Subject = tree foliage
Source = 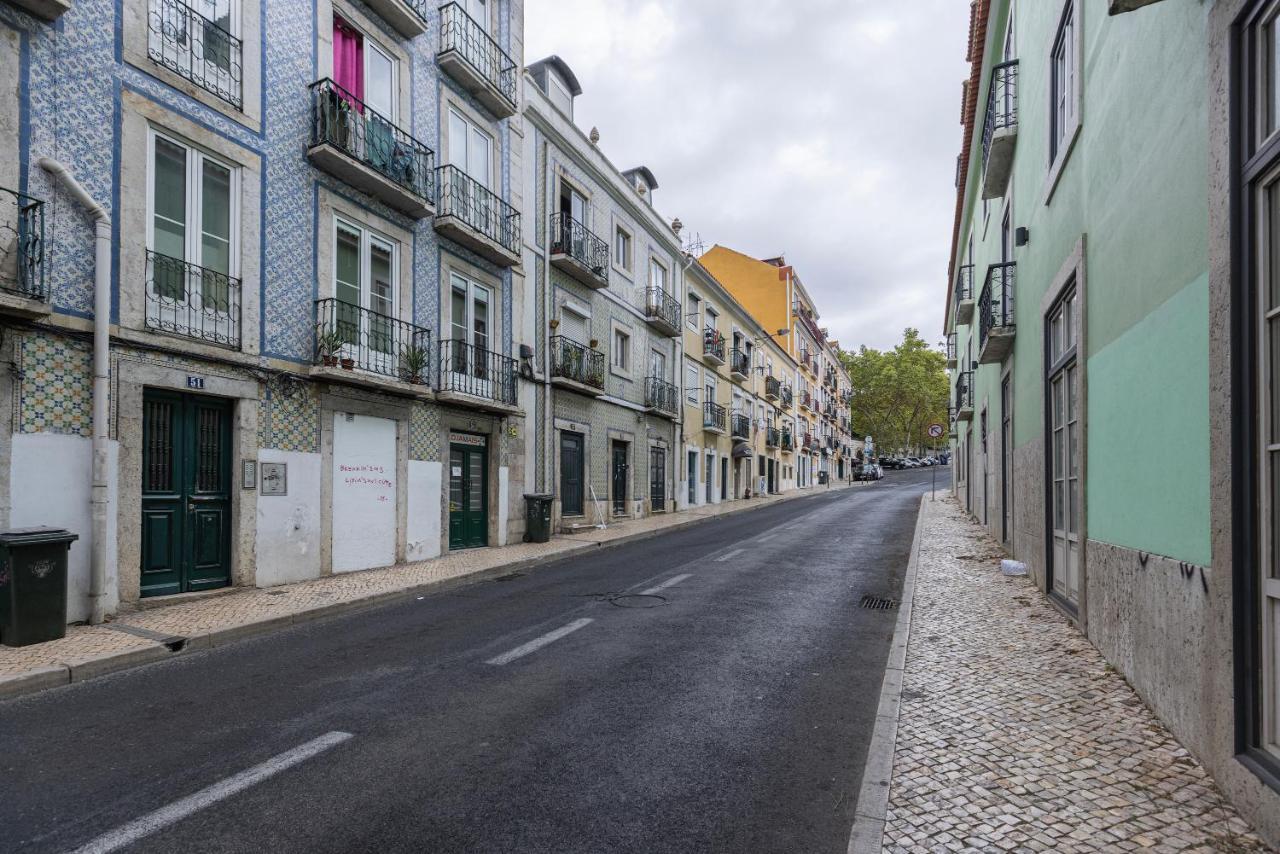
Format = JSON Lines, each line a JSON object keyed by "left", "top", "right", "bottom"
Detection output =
{"left": 841, "top": 328, "right": 949, "bottom": 455}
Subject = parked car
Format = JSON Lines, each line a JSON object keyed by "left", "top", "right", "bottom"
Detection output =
{"left": 858, "top": 463, "right": 883, "bottom": 481}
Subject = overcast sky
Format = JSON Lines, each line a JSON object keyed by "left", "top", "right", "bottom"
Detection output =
{"left": 525, "top": 0, "right": 971, "bottom": 353}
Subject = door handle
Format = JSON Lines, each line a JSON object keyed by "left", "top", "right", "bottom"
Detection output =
{"left": 188, "top": 502, "right": 198, "bottom": 513}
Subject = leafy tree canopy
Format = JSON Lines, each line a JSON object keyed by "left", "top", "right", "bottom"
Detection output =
{"left": 840, "top": 328, "right": 949, "bottom": 455}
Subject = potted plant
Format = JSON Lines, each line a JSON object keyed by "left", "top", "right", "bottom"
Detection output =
{"left": 316, "top": 328, "right": 344, "bottom": 368}
{"left": 400, "top": 344, "right": 429, "bottom": 385}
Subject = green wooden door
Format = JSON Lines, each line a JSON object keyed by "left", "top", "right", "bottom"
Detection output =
{"left": 448, "top": 438, "right": 488, "bottom": 550}
{"left": 141, "top": 390, "right": 232, "bottom": 597}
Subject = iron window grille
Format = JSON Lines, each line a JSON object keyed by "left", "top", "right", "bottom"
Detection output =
{"left": 765, "top": 376, "right": 782, "bottom": 399}
{"left": 0, "top": 187, "right": 44, "bottom": 301}
{"left": 645, "top": 285, "right": 681, "bottom": 331}
{"left": 148, "top": 0, "right": 243, "bottom": 109}
{"left": 438, "top": 338, "right": 518, "bottom": 405}
{"left": 703, "top": 401, "right": 726, "bottom": 431}
{"left": 146, "top": 250, "right": 242, "bottom": 348}
{"left": 979, "top": 262, "right": 1016, "bottom": 348}
{"left": 766, "top": 426, "right": 780, "bottom": 448}
{"left": 550, "top": 212, "right": 609, "bottom": 281}
{"left": 310, "top": 79, "right": 436, "bottom": 205}
{"left": 780, "top": 384, "right": 794, "bottom": 409}
{"left": 731, "top": 413, "right": 751, "bottom": 440}
{"left": 645, "top": 377, "right": 679, "bottom": 415}
{"left": 437, "top": 1, "right": 518, "bottom": 113}
{"left": 703, "top": 327, "right": 725, "bottom": 361}
{"left": 946, "top": 332, "right": 957, "bottom": 361}
{"left": 313, "top": 298, "right": 431, "bottom": 381}
{"left": 781, "top": 429, "right": 794, "bottom": 451}
{"left": 436, "top": 164, "right": 520, "bottom": 256}
{"left": 550, "top": 335, "right": 605, "bottom": 390}
{"left": 729, "top": 347, "right": 750, "bottom": 376}
{"left": 955, "top": 264, "right": 974, "bottom": 306}
{"left": 982, "top": 60, "right": 1019, "bottom": 173}
{"left": 955, "top": 370, "right": 973, "bottom": 410}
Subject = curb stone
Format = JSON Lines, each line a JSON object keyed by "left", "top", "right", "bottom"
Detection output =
{"left": 0, "top": 482, "right": 868, "bottom": 703}
{"left": 846, "top": 492, "right": 928, "bottom": 854}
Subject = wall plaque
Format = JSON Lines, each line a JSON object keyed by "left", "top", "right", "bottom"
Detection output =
{"left": 261, "top": 462, "right": 288, "bottom": 496}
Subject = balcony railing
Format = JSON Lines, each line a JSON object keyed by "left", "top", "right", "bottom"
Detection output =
{"left": 146, "top": 250, "right": 241, "bottom": 349}
{"left": 438, "top": 2, "right": 519, "bottom": 115}
{"left": 645, "top": 377, "right": 679, "bottom": 416}
{"left": 766, "top": 426, "right": 780, "bottom": 448}
{"left": 0, "top": 188, "right": 44, "bottom": 301}
{"left": 644, "top": 286, "right": 681, "bottom": 334}
{"left": 729, "top": 347, "right": 750, "bottom": 377}
{"left": 731, "top": 413, "right": 751, "bottom": 441}
{"left": 955, "top": 370, "right": 973, "bottom": 411}
{"left": 781, "top": 430, "right": 794, "bottom": 451}
{"left": 309, "top": 78, "right": 435, "bottom": 205}
{"left": 436, "top": 163, "right": 520, "bottom": 258}
{"left": 550, "top": 335, "right": 605, "bottom": 391}
{"left": 802, "top": 434, "right": 816, "bottom": 451}
{"left": 765, "top": 376, "right": 781, "bottom": 400}
{"left": 979, "top": 262, "right": 1016, "bottom": 348}
{"left": 439, "top": 338, "right": 518, "bottom": 406}
{"left": 946, "top": 332, "right": 957, "bottom": 364}
{"left": 780, "top": 384, "right": 794, "bottom": 409}
{"left": 800, "top": 390, "right": 812, "bottom": 410}
{"left": 703, "top": 401, "right": 726, "bottom": 432}
{"left": 955, "top": 264, "right": 973, "bottom": 304}
{"left": 703, "top": 328, "right": 725, "bottom": 362}
{"left": 313, "top": 297, "right": 429, "bottom": 381}
{"left": 982, "top": 60, "right": 1019, "bottom": 172}
{"left": 549, "top": 212, "right": 609, "bottom": 287}
{"left": 148, "top": 0, "right": 242, "bottom": 108}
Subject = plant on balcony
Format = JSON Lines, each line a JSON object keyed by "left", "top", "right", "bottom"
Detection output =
{"left": 316, "top": 328, "right": 344, "bottom": 368}
{"left": 399, "top": 343, "right": 430, "bottom": 385}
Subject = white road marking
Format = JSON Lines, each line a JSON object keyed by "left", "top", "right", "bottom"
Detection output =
{"left": 716, "top": 548, "right": 746, "bottom": 562}
{"left": 70, "top": 731, "right": 353, "bottom": 854}
{"left": 486, "top": 618, "right": 594, "bottom": 666}
{"left": 640, "top": 573, "right": 693, "bottom": 596}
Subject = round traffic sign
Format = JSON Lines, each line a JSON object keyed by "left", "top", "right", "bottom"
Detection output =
{"left": 927, "top": 424, "right": 944, "bottom": 438}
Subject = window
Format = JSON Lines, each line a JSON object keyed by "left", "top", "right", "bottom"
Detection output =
{"left": 559, "top": 181, "right": 587, "bottom": 226}
{"left": 650, "top": 257, "right": 669, "bottom": 294}
{"left": 461, "top": 0, "right": 487, "bottom": 29}
{"left": 650, "top": 348, "right": 667, "bottom": 380}
{"left": 612, "top": 327, "right": 630, "bottom": 372}
{"left": 687, "top": 293, "right": 701, "bottom": 330}
{"left": 333, "top": 17, "right": 396, "bottom": 120}
{"left": 614, "top": 225, "right": 633, "bottom": 272}
{"left": 448, "top": 107, "right": 492, "bottom": 187}
{"left": 332, "top": 218, "right": 398, "bottom": 368}
{"left": 1046, "top": 286, "right": 1079, "bottom": 607}
{"left": 686, "top": 362, "right": 699, "bottom": 404}
{"left": 1049, "top": 1, "right": 1078, "bottom": 165}
{"left": 148, "top": 0, "right": 241, "bottom": 107}
{"left": 447, "top": 271, "right": 492, "bottom": 379}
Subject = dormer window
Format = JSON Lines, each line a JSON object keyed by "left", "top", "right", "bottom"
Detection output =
{"left": 548, "top": 70, "right": 574, "bottom": 118}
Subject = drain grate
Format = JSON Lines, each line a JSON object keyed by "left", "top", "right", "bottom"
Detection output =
{"left": 860, "top": 594, "right": 900, "bottom": 611}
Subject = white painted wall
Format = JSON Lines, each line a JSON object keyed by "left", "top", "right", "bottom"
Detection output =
{"left": 497, "top": 465, "right": 509, "bottom": 546}
{"left": 406, "top": 459, "right": 442, "bottom": 562}
{"left": 255, "top": 449, "right": 321, "bottom": 587}
{"left": 10, "top": 433, "right": 119, "bottom": 622}
{"left": 331, "top": 414, "right": 397, "bottom": 573}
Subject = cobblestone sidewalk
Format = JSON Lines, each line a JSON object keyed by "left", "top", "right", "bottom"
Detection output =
{"left": 881, "top": 497, "right": 1272, "bottom": 853}
{"left": 0, "top": 482, "right": 862, "bottom": 698}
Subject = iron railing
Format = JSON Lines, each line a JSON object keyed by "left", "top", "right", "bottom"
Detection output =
{"left": 946, "top": 332, "right": 957, "bottom": 361}
{"left": 148, "top": 0, "right": 243, "bottom": 108}
{"left": 766, "top": 426, "right": 780, "bottom": 448}
{"left": 0, "top": 188, "right": 44, "bottom": 300}
{"left": 645, "top": 286, "right": 681, "bottom": 332}
{"left": 781, "top": 430, "right": 794, "bottom": 451}
{"left": 729, "top": 347, "right": 750, "bottom": 377}
{"left": 982, "top": 60, "right": 1019, "bottom": 171}
{"left": 310, "top": 78, "right": 436, "bottom": 204}
{"left": 803, "top": 434, "right": 816, "bottom": 451}
{"left": 765, "top": 376, "right": 781, "bottom": 400}
{"left": 731, "top": 412, "right": 751, "bottom": 440}
{"left": 313, "top": 297, "right": 430, "bottom": 380}
{"left": 801, "top": 390, "right": 812, "bottom": 410}
{"left": 550, "top": 335, "right": 605, "bottom": 390}
{"left": 436, "top": 163, "right": 520, "bottom": 256}
{"left": 979, "top": 262, "right": 1016, "bottom": 348}
{"left": 780, "top": 384, "right": 794, "bottom": 409}
{"left": 146, "top": 250, "right": 241, "bottom": 348}
{"left": 703, "top": 401, "right": 726, "bottom": 432}
{"left": 955, "top": 264, "right": 973, "bottom": 307}
{"left": 703, "top": 327, "right": 725, "bottom": 362}
{"left": 550, "top": 212, "right": 609, "bottom": 282}
{"left": 438, "top": 1, "right": 518, "bottom": 113}
{"left": 645, "top": 377, "right": 679, "bottom": 415}
{"left": 955, "top": 370, "right": 973, "bottom": 411}
{"left": 439, "top": 338, "right": 519, "bottom": 405}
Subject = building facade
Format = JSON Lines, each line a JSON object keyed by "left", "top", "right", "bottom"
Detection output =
{"left": 2, "top": 0, "right": 530, "bottom": 618}
{"left": 944, "top": 0, "right": 1280, "bottom": 844}
{"left": 521, "top": 57, "right": 682, "bottom": 531}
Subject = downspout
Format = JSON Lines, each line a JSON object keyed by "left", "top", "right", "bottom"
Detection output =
{"left": 39, "top": 157, "right": 110, "bottom": 625}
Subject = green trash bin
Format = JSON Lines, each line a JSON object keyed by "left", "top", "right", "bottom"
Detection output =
{"left": 523, "top": 494, "right": 554, "bottom": 544}
{"left": 0, "top": 527, "right": 79, "bottom": 647}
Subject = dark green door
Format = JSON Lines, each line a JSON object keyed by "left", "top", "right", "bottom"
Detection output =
{"left": 449, "top": 438, "right": 488, "bottom": 550}
{"left": 141, "top": 390, "right": 232, "bottom": 598}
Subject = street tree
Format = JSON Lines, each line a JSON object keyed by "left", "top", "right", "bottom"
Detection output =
{"left": 841, "top": 328, "right": 949, "bottom": 455}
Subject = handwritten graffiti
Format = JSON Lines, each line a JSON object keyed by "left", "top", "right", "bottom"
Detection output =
{"left": 1137, "top": 551, "right": 1208, "bottom": 594}
{"left": 339, "top": 464, "right": 387, "bottom": 474}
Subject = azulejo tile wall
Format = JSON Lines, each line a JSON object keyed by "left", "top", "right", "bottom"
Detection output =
{"left": 17, "top": 332, "right": 92, "bottom": 436}
{"left": 260, "top": 381, "right": 319, "bottom": 453}
{"left": 410, "top": 401, "right": 440, "bottom": 461}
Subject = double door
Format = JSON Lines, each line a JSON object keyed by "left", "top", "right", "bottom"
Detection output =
{"left": 649, "top": 447, "right": 666, "bottom": 512}
{"left": 560, "top": 432, "right": 585, "bottom": 517}
{"left": 449, "top": 438, "right": 488, "bottom": 550}
{"left": 141, "top": 390, "right": 232, "bottom": 597}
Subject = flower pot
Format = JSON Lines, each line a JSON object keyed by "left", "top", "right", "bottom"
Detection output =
{"left": 322, "top": 355, "right": 338, "bottom": 367}
{"left": 409, "top": 375, "right": 424, "bottom": 385}
{"left": 340, "top": 357, "right": 355, "bottom": 370}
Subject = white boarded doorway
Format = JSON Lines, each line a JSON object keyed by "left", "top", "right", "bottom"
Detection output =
{"left": 332, "top": 413, "right": 397, "bottom": 573}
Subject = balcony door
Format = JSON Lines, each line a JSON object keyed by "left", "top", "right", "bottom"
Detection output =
{"left": 1047, "top": 287, "right": 1080, "bottom": 607}
{"left": 149, "top": 0, "right": 239, "bottom": 101}
{"left": 448, "top": 272, "right": 493, "bottom": 393}
{"left": 147, "top": 130, "right": 238, "bottom": 343}
{"left": 462, "top": 0, "right": 487, "bottom": 29}
{"left": 448, "top": 108, "right": 494, "bottom": 230}
{"left": 559, "top": 183, "right": 589, "bottom": 258}
{"left": 333, "top": 18, "right": 397, "bottom": 170}
{"left": 334, "top": 219, "right": 397, "bottom": 374}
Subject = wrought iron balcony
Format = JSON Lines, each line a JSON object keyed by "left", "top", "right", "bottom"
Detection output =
{"left": 148, "top": 0, "right": 243, "bottom": 108}
{"left": 645, "top": 377, "right": 679, "bottom": 418}
{"left": 644, "top": 286, "right": 681, "bottom": 337}
{"left": 549, "top": 212, "right": 608, "bottom": 289}
{"left": 981, "top": 60, "right": 1019, "bottom": 201}
{"left": 434, "top": 164, "right": 520, "bottom": 266}
{"left": 729, "top": 347, "right": 750, "bottom": 380}
{"left": 731, "top": 412, "right": 751, "bottom": 441}
{"left": 764, "top": 376, "right": 781, "bottom": 401}
{"left": 979, "top": 262, "right": 1016, "bottom": 364}
{"left": 800, "top": 390, "right": 813, "bottom": 411}
{"left": 946, "top": 332, "right": 957, "bottom": 369}
{"left": 0, "top": 188, "right": 45, "bottom": 306}
{"left": 147, "top": 250, "right": 241, "bottom": 349}
{"left": 702, "top": 327, "right": 726, "bottom": 366}
{"left": 361, "top": 0, "right": 428, "bottom": 37}
{"left": 780, "top": 384, "right": 794, "bottom": 409}
{"left": 766, "top": 426, "right": 780, "bottom": 448}
{"left": 781, "top": 430, "right": 794, "bottom": 452}
{"left": 438, "top": 338, "right": 519, "bottom": 410}
{"left": 703, "top": 401, "right": 726, "bottom": 433}
{"left": 308, "top": 79, "right": 436, "bottom": 218}
{"left": 550, "top": 335, "right": 605, "bottom": 396}
{"left": 954, "top": 370, "right": 974, "bottom": 421}
{"left": 954, "top": 264, "right": 975, "bottom": 325}
{"left": 802, "top": 434, "right": 817, "bottom": 451}
{"left": 312, "top": 297, "right": 430, "bottom": 383}
{"left": 437, "top": 2, "right": 518, "bottom": 118}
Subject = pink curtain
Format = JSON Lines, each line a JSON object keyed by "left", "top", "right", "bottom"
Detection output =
{"left": 333, "top": 18, "right": 363, "bottom": 109}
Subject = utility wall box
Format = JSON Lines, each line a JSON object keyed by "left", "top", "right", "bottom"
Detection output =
{"left": 0, "top": 527, "right": 80, "bottom": 647}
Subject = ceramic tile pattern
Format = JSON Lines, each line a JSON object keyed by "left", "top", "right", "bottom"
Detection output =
{"left": 261, "top": 380, "right": 319, "bottom": 452}
{"left": 17, "top": 332, "right": 92, "bottom": 436}
{"left": 882, "top": 497, "right": 1272, "bottom": 853}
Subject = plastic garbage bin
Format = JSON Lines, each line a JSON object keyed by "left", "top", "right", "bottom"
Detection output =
{"left": 0, "top": 527, "right": 79, "bottom": 647}
{"left": 523, "top": 494, "right": 554, "bottom": 544}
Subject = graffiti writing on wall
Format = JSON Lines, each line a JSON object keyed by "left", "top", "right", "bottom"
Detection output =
{"left": 1137, "top": 551, "right": 1208, "bottom": 594}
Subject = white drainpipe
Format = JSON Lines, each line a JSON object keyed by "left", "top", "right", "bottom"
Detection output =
{"left": 38, "top": 157, "right": 111, "bottom": 625}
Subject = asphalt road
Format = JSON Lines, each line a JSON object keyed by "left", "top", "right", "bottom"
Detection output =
{"left": 1, "top": 466, "right": 948, "bottom": 854}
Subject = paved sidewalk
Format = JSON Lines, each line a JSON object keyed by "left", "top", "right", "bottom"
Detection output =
{"left": 879, "top": 497, "right": 1271, "bottom": 853}
{"left": 0, "top": 482, "right": 862, "bottom": 699}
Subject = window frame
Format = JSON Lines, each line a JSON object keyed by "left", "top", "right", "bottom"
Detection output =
{"left": 613, "top": 222, "right": 634, "bottom": 275}
{"left": 146, "top": 127, "right": 241, "bottom": 280}
{"left": 685, "top": 360, "right": 700, "bottom": 405}
{"left": 611, "top": 322, "right": 632, "bottom": 378}
{"left": 1045, "top": 0, "right": 1082, "bottom": 202}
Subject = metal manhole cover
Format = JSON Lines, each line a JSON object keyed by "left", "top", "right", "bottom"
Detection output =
{"left": 860, "top": 594, "right": 900, "bottom": 611}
